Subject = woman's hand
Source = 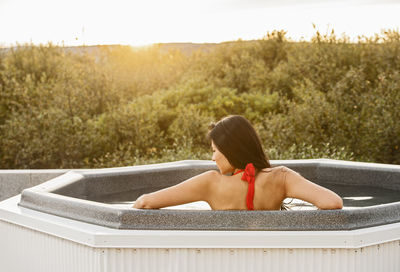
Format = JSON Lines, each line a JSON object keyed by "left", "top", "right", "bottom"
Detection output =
{"left": 133, "top": 170, "right": 219, "bottom": 209}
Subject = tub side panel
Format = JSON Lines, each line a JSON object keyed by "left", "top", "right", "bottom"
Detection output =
{"left": 1, "top": 218, "right": 400, "bottom": 272}
{"left": 0, "top": 220, "right": 103, "bottom": 272}
{"left": 100, "top": 245, "right": 400, "bottom": 272}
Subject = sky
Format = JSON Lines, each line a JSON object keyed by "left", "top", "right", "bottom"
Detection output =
{"left": 0, "top": 0, "right": 399, "bottom": 47}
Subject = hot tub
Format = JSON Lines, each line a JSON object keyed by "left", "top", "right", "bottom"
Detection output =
{"left": 1, "top": 159, "right": 400, "bottom": 272}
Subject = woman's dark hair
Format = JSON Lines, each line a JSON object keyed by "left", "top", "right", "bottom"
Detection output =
{"left": 207, "top": 115, "right": 270, "bottom": 171}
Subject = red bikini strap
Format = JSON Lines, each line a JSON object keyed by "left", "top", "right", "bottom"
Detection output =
{"left": 233, "top": 163, "right": 256, "bottom": 210}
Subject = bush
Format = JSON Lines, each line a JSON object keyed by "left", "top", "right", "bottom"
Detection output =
{"left": 1, "top": 29, "right": 400, "bottom": 169}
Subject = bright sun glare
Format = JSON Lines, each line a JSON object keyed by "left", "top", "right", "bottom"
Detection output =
{"left": 0, "top": 0, "right": 399, "bottom": 47}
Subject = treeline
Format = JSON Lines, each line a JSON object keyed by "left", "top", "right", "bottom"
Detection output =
{"left": 0, "top": 30, "right": 399, "bottom": 169}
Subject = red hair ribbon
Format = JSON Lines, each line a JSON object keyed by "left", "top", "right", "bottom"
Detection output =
{"left": 233, "top": 163, "right": 256, "bottom": 210}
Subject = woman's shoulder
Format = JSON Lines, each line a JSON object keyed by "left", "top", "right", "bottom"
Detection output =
{"left": 259, "top": 166, "right": 296, "bottom": 183}
{"left": 203, "top": 170, "right": 222, "bottom": 178}
{"left": 204, "top": 170, "right": 224, "bottom": 183}
{"left": 260, "top": 165, "right": 290, "bottom": 174}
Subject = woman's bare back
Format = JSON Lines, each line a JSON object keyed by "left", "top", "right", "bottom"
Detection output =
{"left": 207, "top": 166, "right": 288, "bottom": 210}
{"left": 133, "top": 166, "right": 342, "bottom": 210}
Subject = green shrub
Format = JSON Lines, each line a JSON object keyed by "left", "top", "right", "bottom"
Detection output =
{"left": 1, "top": 29, "right": 399, "bottom": 169}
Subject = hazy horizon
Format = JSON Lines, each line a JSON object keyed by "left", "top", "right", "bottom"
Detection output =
{"left": 1, "top": 0, "right": 399, "bottom": 47}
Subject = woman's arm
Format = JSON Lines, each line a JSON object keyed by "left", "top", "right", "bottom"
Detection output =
{"left": 284, "top": 167, "right": 343, "bottom": 210}
{"left": 133, "top": 170, "right": 219, "bottom": 209}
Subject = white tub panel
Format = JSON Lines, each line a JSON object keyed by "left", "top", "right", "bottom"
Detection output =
{"left": 100, "top": 246, "right": 400, "bottom": 272}
{"left": 1, "top": 219, "right": 400, "bottom": 272}
{"left": 0, "top": 219, "right": 102, "bottom": 272}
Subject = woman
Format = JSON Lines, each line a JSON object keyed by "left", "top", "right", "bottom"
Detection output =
{"left": 133, "top": 115, "right": 343, "bottom": 210}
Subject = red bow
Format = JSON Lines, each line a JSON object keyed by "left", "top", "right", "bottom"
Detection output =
{"left": 241, "top": 163, "right": 256, "bottom": 210}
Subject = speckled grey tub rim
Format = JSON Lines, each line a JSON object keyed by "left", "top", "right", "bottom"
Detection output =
{"left": 18, "top": 159, "right": 400, "bottom": 231}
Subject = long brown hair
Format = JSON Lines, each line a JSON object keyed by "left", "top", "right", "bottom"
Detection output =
{"left": 207, "top": 115, "right": 270, "bottom": 171}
